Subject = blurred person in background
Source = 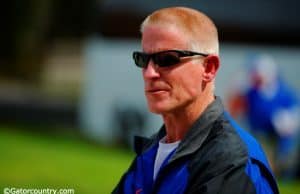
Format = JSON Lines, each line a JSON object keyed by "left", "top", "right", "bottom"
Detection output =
{"left": 113, "top": 7, "right": 278, "bottom": 194}
{"left": 228, "top": 54, "right": 300, "bottom": 180}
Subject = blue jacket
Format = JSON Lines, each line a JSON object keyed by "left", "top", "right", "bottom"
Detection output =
{"left": 246, "top": 79, "right": 298, "bottom": 135}
{"left": 112, "top": 97, "right": 279, "bottom": 194}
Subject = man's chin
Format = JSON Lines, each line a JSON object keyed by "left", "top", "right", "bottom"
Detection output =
{"left": 148, "top": 107, "right": 163, "bottom": 114}
{"left": 148, "top": 104, "right": 172, "bottom": 115}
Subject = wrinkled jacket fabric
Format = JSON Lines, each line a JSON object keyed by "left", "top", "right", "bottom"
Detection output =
{"left": 112, "top": 97, "right": 279, "bottom": 194}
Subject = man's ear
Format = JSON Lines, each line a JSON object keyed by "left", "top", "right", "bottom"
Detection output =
{"left": 202, "top": 55, "right": 220, "bottom": 82}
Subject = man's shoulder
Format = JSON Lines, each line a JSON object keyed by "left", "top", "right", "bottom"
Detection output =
{"left": 187, "top": 111, "right": 272, "bottom": 172}
{"left": 186, "top": 114, "right": 279, "bottom": 193}
{"left": 188, "top": 115, "right": 249, "bottom": 173}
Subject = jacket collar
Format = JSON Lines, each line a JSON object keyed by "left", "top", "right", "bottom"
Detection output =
{"left": 134, "top": 97, "right": 224, "bottom": 160}
{"left": 170, "top": 96, "right": 224, "bottom": 162}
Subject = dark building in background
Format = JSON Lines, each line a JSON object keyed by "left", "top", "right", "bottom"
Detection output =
{"left": 97, "top": 0, "right": 300, "bottom": 45}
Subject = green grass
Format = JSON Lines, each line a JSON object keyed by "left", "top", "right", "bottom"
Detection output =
{"left": 0, "top": 126, "right": 299, "bottom": 194}
{"left": 0, "top": 127, "right": 133, "bottom": 193}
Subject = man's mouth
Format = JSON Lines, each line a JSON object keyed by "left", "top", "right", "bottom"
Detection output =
{"left": 146, "top": 88, "right": 169, "bottom": 93}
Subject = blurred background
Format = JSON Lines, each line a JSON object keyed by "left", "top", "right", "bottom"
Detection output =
{"left": 1, "top": 0, "right": 300, "bottom": 193}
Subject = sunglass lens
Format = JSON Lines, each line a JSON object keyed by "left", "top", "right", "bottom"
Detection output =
{"left": 133, "top": 51, "right": 182, "bottom": 68}
{"left": 133, "top": 52, "right": 149, "bottom": 68}
{"left": 154, "top": 52, "right": 180, "bottom": 67}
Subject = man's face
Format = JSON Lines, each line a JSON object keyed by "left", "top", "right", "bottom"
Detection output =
{"left": 141, "top": 25, "right": 205, "bottom": 114}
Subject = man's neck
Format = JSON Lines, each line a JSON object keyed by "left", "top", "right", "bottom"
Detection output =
{"left": 162, "top": 93, "right": 215, "bottom": 143}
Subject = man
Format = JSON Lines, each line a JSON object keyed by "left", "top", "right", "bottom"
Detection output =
{"left": 228, "top": 54, "right": 299, "bottom": 179}
{"left": 112, "top": 7, "right": 279, "bottom": 194}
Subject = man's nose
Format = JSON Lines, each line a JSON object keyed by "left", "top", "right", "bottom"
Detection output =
{"left": 142, "top": 60, "right": 160, "bottom": 79}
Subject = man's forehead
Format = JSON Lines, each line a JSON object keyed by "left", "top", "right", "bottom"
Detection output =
{"left": 141, "top": 25, "right": 188, "bottom": 52}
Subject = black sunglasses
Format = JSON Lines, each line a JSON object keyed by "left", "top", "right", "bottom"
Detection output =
{"left": 133, "top": 50, "right": 209, "bottom": 68}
